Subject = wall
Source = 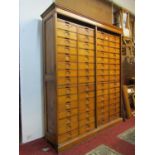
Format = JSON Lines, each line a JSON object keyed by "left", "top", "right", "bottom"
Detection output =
{"left": 20, "top": 0, "right": 54, "bottom": 143}
{"left": 20, "top": 0, "right": 134, "bottom": 144}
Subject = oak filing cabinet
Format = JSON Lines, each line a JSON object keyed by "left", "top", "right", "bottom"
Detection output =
{"left": 41, "top": 3, "right": 122, "bottom": 152}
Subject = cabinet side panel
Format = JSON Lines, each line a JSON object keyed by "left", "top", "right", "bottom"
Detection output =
{"left": 44, "top": 15, "right": 57, "bottom": 144}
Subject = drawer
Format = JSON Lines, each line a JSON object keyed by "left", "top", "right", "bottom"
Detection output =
{"left": 96, "top": 51, "right": 109, "bottom": 58}
{"left": 57, "top": 19, "right": 77, "bottom": 32}
{"left": 57, "top": 53, "right": 77, "bottom": 62}
{"left": 58, "top": 116, "right": 78, "bottom": 134}
{"left": 96, "top": 82, "right": 109, "bottom": 90}
{"left": 78, "top": 42, "right": 94, "bottom": 50}
{"left": 97, "top": 111, "right": 109, "bottom": 119}
{"left": 109, "top": 64, "right": 120, "bottom": 70}
{"left": 78, "top": 69, "right": 94, "bottom": 76}
{"left": 78, "top": 84, "right": 95, "bottom": 93}
{"left": 97, "top": 45, "right": 108, "bottom": 52}
{"left": 97, "top": 31, "right": 109, "bottom": 40}
{"left": 109, "top": 88, "right": 116, "bottom": 94}
{"left": 96, "top": 64, "right": 109, "bottom": 70}
{"left": 109, "top": 47, "right": 115, "bottom": 53}
{"left": 78, "top": 49, "right": 94, "bottom": 57}
{"left": 58, "top": 94, "right": 77, "bottom": 103}
{"left": 96, "top": 95, "right": 109, "bottom": 103}
{"left": 96, "top": 69, "right": 109, "bottom": 76}
{"left": 58, "top": 100, "right": 78, "bottom": 112}
{"left": 115, "top": 37, "right": 120, "bottom": 43}
{"left": 78, "top": 76, "right": 95, "bottom": 83}
{"left": 97, "top": 39, "right": 108, "bottom": 46}
{"left": 79, "top": 117, "right": 95, "bottom": 126}
{"left": 110, "top": 70, "right": 120, "bottom": 75}
{"left": 58, "top": 108, "right": 78, "bottom": 119}
{"left": 78, "top": 62, "right": 94, "bottom": 70}
{"left": 109, "top": 53, "right": 120, "bottom": 59}
{"left": 57, "top": 69, "right": 77, "bottom": 77}
{"left": 109, "top": 82, "right": 120, "bottom": 88}
{"left": 79, "top": 91, "right": 95, "bottom": 99}
{"left": 96, "top": 57, "right": 109, "bottom": 63}
{"left": 109, "top": 59, "right": 116, "bottom": 64}
{"left": 78, "top": 26, "right": 94, "bottom": 36}
{"left": 57, "top": 46, "right": 77, "bottom": 55}
{"left": 78, "top": 34, "right": 94, "bottom": 43}
{"left": 97, "top": 89, "right": 109, "bottom": 96}
{"left": 98, "top": 106, "right": 109, "bottom": 114}
{"left": 58, "top": 129, "right": 78, "bottom": 143}
{"left": 57, "top": 62, "right": 77, "bottom": 70}
{"left": 78, "top": 55, "right": 94, "bottom": 63}
{"left": 79, "top": 97, "right": 95, "bottom": 107}
{"left": 57, "top": 29, "right": 77, "bottom": 40}
{"left": 57, "top": 77, "right": 77, "bottom": 85}
{"left": 109, "top": 76, "right": 120, "bottom": 81}
{"left": 97, "top": 117, "right": 109, "bottom": 126}
{"left": 79, "top": 122, "right": 95, "bottom": 135}
{"left": 57, "top": 86, "right": 77, "bottom": 96}
{"left": 115, "top": 49, "right": 120, "bottom": 54}
{"left": 79, "top": 110, "right": 95, "bottom": 120}
{"left": 57, "top": 38, "right": 77, "bottom": 47}
{"left": 115, "top": 43, "right": 120, "bottom": 48}
{"left": 97, "top": 101, "right": 109, "bottom": 108}
{"left": 109, "top": 35, "right": 116, "bottom": 42}
{"left": 109, "top": 94, "right": 120, "bottom": 100}
{"left": 79, "top": 102, "right": 95, "bottom": 113}
{"left": 96, "top": 75, "right": 109, "bottom": 82}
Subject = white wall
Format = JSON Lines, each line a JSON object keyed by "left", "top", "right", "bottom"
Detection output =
{"left": 20, "top": 0, "right": 54, "bottom": 143}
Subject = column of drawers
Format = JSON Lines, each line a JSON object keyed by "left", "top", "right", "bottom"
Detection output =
{"left": 77, "top": 25, "right": 95, "bottom": 134}
{"left": 96, "top": 31, "right": 110, "bottom": 126}
{"left": 108, "top": 35, "right": 121, "bottom": 121}
{"left": 56, "top": 19, "right": 79, "bottom": 143}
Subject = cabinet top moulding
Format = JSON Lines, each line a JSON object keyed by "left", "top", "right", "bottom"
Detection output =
{"left": 41, "top": 3, "right": 122, "bottom": 34}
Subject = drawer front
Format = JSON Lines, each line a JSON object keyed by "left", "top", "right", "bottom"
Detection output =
{"left": 109, "top": 70, "right": 120, "bottom": 75}
{"left": 109, "top": 35, "right": 116, "bottom": 42}
{"left": 57, "top": 94, "right": 77, "bottom": 103}
{"left": 78, "top": 34, "right": 94, "bottom": 43}
{"left": 57, "top": 86, "right": 77, "bottom": 96}
{"left": 78, "top": 69, "right": 94, "bottom": 76}
{"left": 57, "top": 19, "right": 77, "bottom": 32}
{"left": 58, "top": 116, "right": 78, "bottom": 134}
{"left": 96, "top": 57, "right": 109, "bottom": 63}
{"left": 57, "top": 70, "right": 77, "bottom": 77}
{"left": 96, "top": 64, "right": 109, "bottom": 70}
{"left": 79, "top": 118, "right": 94, "bottom": 126}
{"left": 97, "top": 101, "right": 109, "bottom": 108}
{"left": 78, "top": 49, "right": 94, "bottom": 57}
{"left": 79, "top": 122, "right": 95, "bottom": 135}
{"left": 78, "top": 76, "right": 95, "bottom": 83}
{"left": 97, "top": 39, "right": 109, "bottom": 46}
{"left": 109, "top": 53, "right": 120, "bottom": 59}
{"left": 57, "top": 53, "right": 77, "bottom": 62}
{"left": 96, "top": 75, "right": 109, "bottom": 82}
{"left": 109, "top": 64, "right": 120, "bottom": 70}
{"left": 97, "top": 82, "right": 109, "bottom": 90}
{"left": 109, "top": 82, "right": 120, "bottom": 88}
{"left": 109, "top": 47, "right": 115, "bottom": 53}
{"left": 58, "top": 129, "right": 78, "bottom": 144}
{"left": 79, "top": 91, "right": 95, "bottom": 99}
{"left": 57, "top": 100, "right": 78, "bottom": 112}
{"left": 57, "top": 29, "right": 77, "bottom": 40}
{"left": 97, "top": 45, "right": 109, "bottom": 52}
{"left": 79, "top": 102, "right": 95, "bottom": 113}
{"left": 109, "top": 75, "right": 120, "bottom": 81}
{"left": 109, "top": 41, "right": 116, "bottom": 47}
{"left": 115, "top": 49, "right": 120, "bottom": 54}
{"left": 57, "top": 77, "right": 77, "bottom": 85}
{"left": 58, "top": 108, "right": 78, "bottom": 119}
{"left": 96, "top": 95, "right": 109, "bottom": 103}
{"left": 97, "top": 89, "right": 109, "bottom": 96}
{"left": 78, "top": 55, "right": 94, "bottom": 63}
{"left": 78, "top": 42, "right": 94, "bottom": 50}
{"left": 115, "top": 37, "right": 120, "bottom": 43}
{"left": 57, "top": 46, "right": 77, "bottom": 55}
{"left": 57, "top": 62, "right": 77, "bottom": 70}
{"left": 78, "top": 84, "right": 95, "bottom": 93}
{"left": 57, "top": 38, "right": 77, "bottom": 47}
{"left": 96, "top": 69, "right": 109, "bottom": 76}
{"left": 78, "top": 62, "right": 94, "bottom": 70}
{"left": 78, "top": 26, "right": 94, "bottom": 36}
{"left": 97, "top": 32, "right": 109, "bottom": 40}
{"left": 79, "top": 110, "right": 95, "bottom": 120}
{"left": 116, "top": 43, "right": 120, "bottom": 48}
{"left": 96, "top": 51, "right": 109, "bottom": 58}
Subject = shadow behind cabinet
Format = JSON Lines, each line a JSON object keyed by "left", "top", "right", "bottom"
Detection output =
{"left": 41, "top": 3, "right": 122, "bottom": 152}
